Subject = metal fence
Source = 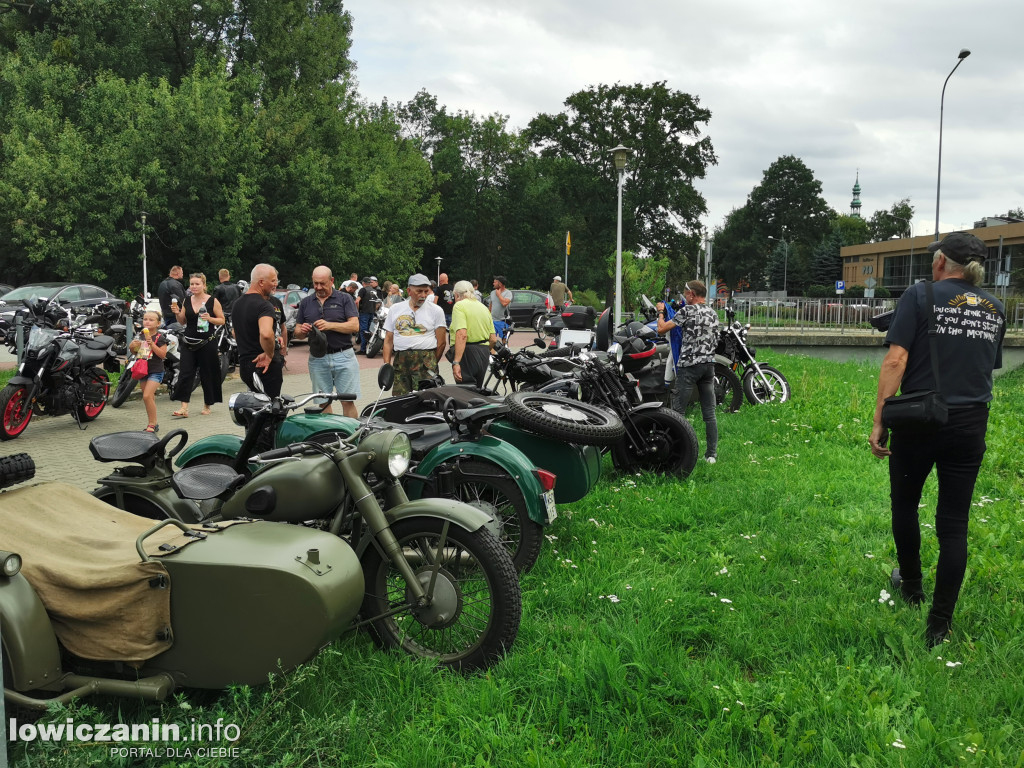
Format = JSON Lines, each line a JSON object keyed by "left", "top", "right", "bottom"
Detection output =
{"left": 719, "top": 297, "right": 898, "bottom": 334}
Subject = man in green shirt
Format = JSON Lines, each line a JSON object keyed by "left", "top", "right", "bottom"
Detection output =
{"left": 450, "top": 280, "right": 497, "bottom": 386}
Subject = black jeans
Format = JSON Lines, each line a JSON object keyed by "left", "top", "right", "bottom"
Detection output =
{"left": 240, "top": 355, "right": 284, "bottom": 398}
{"left": 672, "top": 362, "right": 718, "bottom": 458}
{"left": 175, "top": 341, "right": 222, "bottom": 406}
{"left": 889, "top": 405, "right": 988, "bottom": 623}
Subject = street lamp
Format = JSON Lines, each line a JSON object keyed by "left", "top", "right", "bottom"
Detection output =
{"left": 140, "top": 211, "right": 149, "bottom": 299}
{"left": 435, "top": 255, "right": 441, "bottom": 284}
{"left": 610, "top": 144, "right": 630, "bottom": 329}
{"left": 767, "top": 235, "right": 789, "bottom": 296}
{"left": 934, "top": 48, "right": 971, "bottom": 240}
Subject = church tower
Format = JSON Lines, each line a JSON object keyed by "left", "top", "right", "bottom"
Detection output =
{"left": 850, "top": 171, "right": 862, "bottom": 218}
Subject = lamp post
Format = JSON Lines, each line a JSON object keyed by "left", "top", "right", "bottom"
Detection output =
{"left": 435, "top": 256, "right": 441, "bottom": 284}
{"left": 934, "top": 48, "right": 971, "bottom": 240}
{"left": 610, "top": 144, "right": 630, "bottom": 329}
{"left": 767, "top": 235, "right": 789, "bottom": 296}
{"left": 140, "top": 211, "right": 149, "bottom": 299}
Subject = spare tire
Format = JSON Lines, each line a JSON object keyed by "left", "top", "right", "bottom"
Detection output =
{"left": 504, "top": 392, "right": 624, "bottom": 447}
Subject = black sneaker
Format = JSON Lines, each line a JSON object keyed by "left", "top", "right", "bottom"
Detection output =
{"left": 926, "top": 611, "right": 951, "bottom": 648}
{"left": 890, "top": 567, "right": 925, "bottom": 607}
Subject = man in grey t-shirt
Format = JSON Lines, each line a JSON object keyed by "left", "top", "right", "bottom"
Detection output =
{"left": 489, "top": 275, "right": 512, "bottom": 337}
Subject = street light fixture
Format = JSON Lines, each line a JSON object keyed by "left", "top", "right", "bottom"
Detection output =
{"left": 767, "top": 234, "right": 789, "bottom": 296}
{"left": 934, "top": 48, "right": 971, "bottom": 240}
{"left": 610, "top": 144, "right": 630, "bottom": 330}
{"left": 435, "top": 255, "right": 441, "bottom": 284}
{"left": 140, "top": 211, "right": 149, "bottom": 300}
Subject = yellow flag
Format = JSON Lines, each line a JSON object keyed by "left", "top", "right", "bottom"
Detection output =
{"left": 565, "top": 231, "right": 571, "bottom": 255}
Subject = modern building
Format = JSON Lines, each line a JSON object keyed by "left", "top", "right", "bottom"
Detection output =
{"left": 840, "top": 218, "right": 1024, "bottom": 297}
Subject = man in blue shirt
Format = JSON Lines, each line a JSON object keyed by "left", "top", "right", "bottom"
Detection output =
{"left": 294, "top": 266, "right": 360, "bottom": 417}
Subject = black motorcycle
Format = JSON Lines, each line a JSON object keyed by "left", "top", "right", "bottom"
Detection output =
{"left": 486, "top": 341, "right": 700, "bottom": 478}
{"left": 717, "top": 304, "right": 791, "bottom": 404}
{"left": 0, "top": 299, "right": 114, "bottom": 439}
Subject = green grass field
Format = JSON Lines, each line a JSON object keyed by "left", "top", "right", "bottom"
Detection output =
{"left": 9, "top": 353, "right": 1024, "bottom": 768}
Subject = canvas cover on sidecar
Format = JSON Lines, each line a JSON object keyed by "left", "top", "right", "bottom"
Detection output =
{"left": 0, "top": 482, "right": 244, "bottom": 663}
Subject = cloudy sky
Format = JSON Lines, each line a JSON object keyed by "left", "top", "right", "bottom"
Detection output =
{"left": 343, "top": 0, "right": 1024, "bottom": 238}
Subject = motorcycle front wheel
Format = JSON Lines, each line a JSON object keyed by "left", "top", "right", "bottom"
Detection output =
{"left": 611, "top": 408, "right": 699, "bottom": 478}
{"left": 743, "top": 365, "right": 791, "bottom": 404}
{"left": 0, "top": 384, "right": 32, "bottom": 440}
{"left": 360, "top": 517, "right": 521, "bottom": 672}
{"left": 109, "top": 364, "right": 139, "bottom": 408}
{"left": 715, "top": 362, "right": 744, "bottom": 413}
{"left": 77, "top": 368, "right": 110, "bottom": 421}
{"left": 365, "top": 333, "right": 383, "bottom": 359}
{"left": 425, "top": 459, "right": 543, "bottom": 573}
{"left": 505, "top": 392, "right": 625, "bottom": 447}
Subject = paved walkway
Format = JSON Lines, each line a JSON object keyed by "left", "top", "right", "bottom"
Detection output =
{"left": 0, "top": 333, "right": 537, "bottom": 492}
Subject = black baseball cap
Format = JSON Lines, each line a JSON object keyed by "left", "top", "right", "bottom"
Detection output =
{"left": 927, "top": 232, "right": 987, "bottom": 264}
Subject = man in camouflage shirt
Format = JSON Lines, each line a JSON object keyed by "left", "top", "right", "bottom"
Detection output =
{"left": 657, "top": 280, "right": 720, "bottom": 463}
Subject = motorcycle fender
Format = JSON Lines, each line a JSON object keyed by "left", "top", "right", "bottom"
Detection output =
{"left": 174, "top": 434, "right": 244, "bottom": 469}
{"left": 352, "top": 498, "right": 498, "bottom": 558}
{"left": 7, "top": 375, "right": 35, "bottom": 387}
{"left": 275, "top": 413, "right": 360, "bottom": 447}
{"left": 627, "top": 401, "right": 667, "bottom": 416}
{"left": 408, "top": 436, "right": 550, "bottom": 526}
{"left": 0, "top": 573, "right": 64, "bottom": 692}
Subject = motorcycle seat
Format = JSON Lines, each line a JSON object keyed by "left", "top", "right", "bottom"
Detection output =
{"left": 409, "top": 423, "right": 455, "bottom": 459}
{"left": 90, "top": 430, "right": 163, "bottom": 463}
{"left": 171, "top": 463, "right": 247, "bottom": 501}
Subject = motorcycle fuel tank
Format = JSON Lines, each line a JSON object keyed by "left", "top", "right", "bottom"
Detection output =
{"left": 147, "top": 521, "right": 363, "bottom": 689}
{"left": 219, "top": 454, "right": 343, "bottom": 523}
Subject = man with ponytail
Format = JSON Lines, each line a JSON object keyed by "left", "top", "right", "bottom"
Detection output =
{"left": 869, "top": 232, "right": 1006, "bottom": 647}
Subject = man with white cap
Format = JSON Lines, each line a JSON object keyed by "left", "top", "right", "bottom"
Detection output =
{"left": 549, "top": 275, "right": 572, "bottom": 308}
{"left": 382, "top": 273, "right": 447, "bottom": 396}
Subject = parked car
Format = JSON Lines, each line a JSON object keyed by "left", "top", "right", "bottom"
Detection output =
{"left": 272, "top": 288, "right": 309, "bottom": 336}
{"left": 0, "top": 284, "right": 13, "bottom": 298}
{"left": 0, "top": 282, "right": 127, "bottom": 323}
{"left": 483, "top": 289, "right": 551, "bottom": 330}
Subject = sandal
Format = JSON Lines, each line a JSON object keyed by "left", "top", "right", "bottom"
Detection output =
{"left": 171, "top": 409, "right": 189, "bottom": 418}
{"left": 144, "top": 424, "right": 159, "bottom": 433}
{"left": 200, "top": 407, "right": 212, "bottom": 416}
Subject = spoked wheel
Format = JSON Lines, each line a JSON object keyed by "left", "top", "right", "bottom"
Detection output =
{"left": 77, "top": 368, "right": 110, "bottom": 421}
{"left": 611, "top": 408, "right": 700, "bottom": 478}
{"left": 366, "top": 334, "right": 383, "bottom": 359}
{"left": 359, "top": 517, "right": 521, "bottom": 672}
{"left": 505, "top": 392, "right": 624, "bottom": 446}
{"left": 110, "top": 364, "right": 139, "bottom": 408}
{"left": 743, "top": 365, "right": 791, "bottom": 404}
{"left": 532, "top": 313, "right": 547, "bottom": 337}
{"left": 426, "top": 459, "right": 543, "bottom": 573}
{"left": 0, "top": 384, "right": 33, "bottom": 440}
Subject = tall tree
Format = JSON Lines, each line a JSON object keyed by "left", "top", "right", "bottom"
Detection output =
{"left": 527, "top": 81, "right": 716, "bottom": 292}
{"left": 867, "top": 198, "right": 915, "bottom": 242}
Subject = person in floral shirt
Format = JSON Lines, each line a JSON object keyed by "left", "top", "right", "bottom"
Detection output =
{"left": 657, "top": 280, "right": 720, "bottom": 463}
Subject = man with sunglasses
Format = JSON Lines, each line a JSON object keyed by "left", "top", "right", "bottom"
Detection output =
{"left": 294, "top": 266, "right": 360, "bottom": 417}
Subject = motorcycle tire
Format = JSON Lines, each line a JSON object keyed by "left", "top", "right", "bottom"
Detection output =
{"left": 425, "top": 459, "right": 543, "bottom": 573}
{"left": 0, "top": 384, "right": 33, "bottom": 440}
{"left": 359, "top": 516, "right": 521, "bottom": 672}
{"left": 504, "top": 392, "right": 625, "bottom": 447}
{"left": 93, "top": 487, "right": 168, "bottom": 520}
{"left": 0, "top": 452, "right": 35, "bottom": 490}
{"left": 532, "top": 313, "right": 547, "bottom": 338}
{"left": 743, "top": 364, "right": 791, "bottom": 405}
{"left": 611, "top": 408, "right": 700, "bottom": 478}
{"left": 715, "top": 362, "right": 743, "bottom": 413}
{"left": 365, "top": 334, "right": 383, "bottom": 359}
{"left": 77, "top": 368, "right": 110, "bottom": 422}
{"left": 109, "top": 366, "right": 139, "bottom": 408}
{"left": 219, "top": 350, "right": 230, "bottom": 383}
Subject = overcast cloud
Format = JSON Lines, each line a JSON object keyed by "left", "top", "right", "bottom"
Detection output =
{"left": 344, "top": 0, "right": 1024, "bottom": 237}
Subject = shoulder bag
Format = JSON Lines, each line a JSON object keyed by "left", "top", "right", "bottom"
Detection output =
{"left": 881, "top": 281, "right": 948, "bottom": 430}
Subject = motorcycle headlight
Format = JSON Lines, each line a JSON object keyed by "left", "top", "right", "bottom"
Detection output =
{"left": 228, "top": 391, "right": 270, "bottom": 427}
{"left": 361, "top": 429, "right": 412, "bottom": 479}
{"left": 1, "top": 550, "right": 22, "bottom": 577}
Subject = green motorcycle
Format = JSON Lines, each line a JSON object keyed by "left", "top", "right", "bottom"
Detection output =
{"left": 173, "top": 367, "right": 614, "bottom": 572}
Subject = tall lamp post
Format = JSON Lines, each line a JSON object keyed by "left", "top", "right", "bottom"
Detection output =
{"left": 610, "top": 144, "right": 630, "bottom": 329}
{"left": 766, "top": 234, "right": 789, "bottom": 296}
{"left": 934, "top": 48, "right": 971, "bottom": 240}
{"left": 435, "top": 256, "right": 441, "bottom": 284}
{"left": 140, "top": 211, "right": 149, "bottom": 299}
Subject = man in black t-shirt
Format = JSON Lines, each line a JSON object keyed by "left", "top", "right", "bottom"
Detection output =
{"left": 355, "top": 276, "right": 381, "bottom": 353}
{"left": 870, "top": 232, "right": 1006, "bottom": 647}
{"left": 231, "top": 264, "right": 283, "bottom": 397}
{"left": 157, "top": 266, "right": 185, "bottom": 326}
{"left": 434, "top": 273, "right": 454, "bottom": 326}
{"left": 212, "top": 269, "right": 242, "bottom": 315}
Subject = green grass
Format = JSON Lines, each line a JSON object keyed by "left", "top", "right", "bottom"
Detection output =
{"left": 9, "top": 354, "right": 1024, "bottom": 768}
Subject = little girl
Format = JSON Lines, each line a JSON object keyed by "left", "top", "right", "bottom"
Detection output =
{"left": 129, "top": 310, "right": 169, "bottom": 433}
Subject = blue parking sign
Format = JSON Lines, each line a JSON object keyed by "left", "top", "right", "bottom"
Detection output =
{"left": 836, "top": 280, "right": 845, "bottom": 293}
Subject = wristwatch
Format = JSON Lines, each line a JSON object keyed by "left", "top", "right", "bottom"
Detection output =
{"left": 453, "top": 361, "right": 461, "bottom": 366}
